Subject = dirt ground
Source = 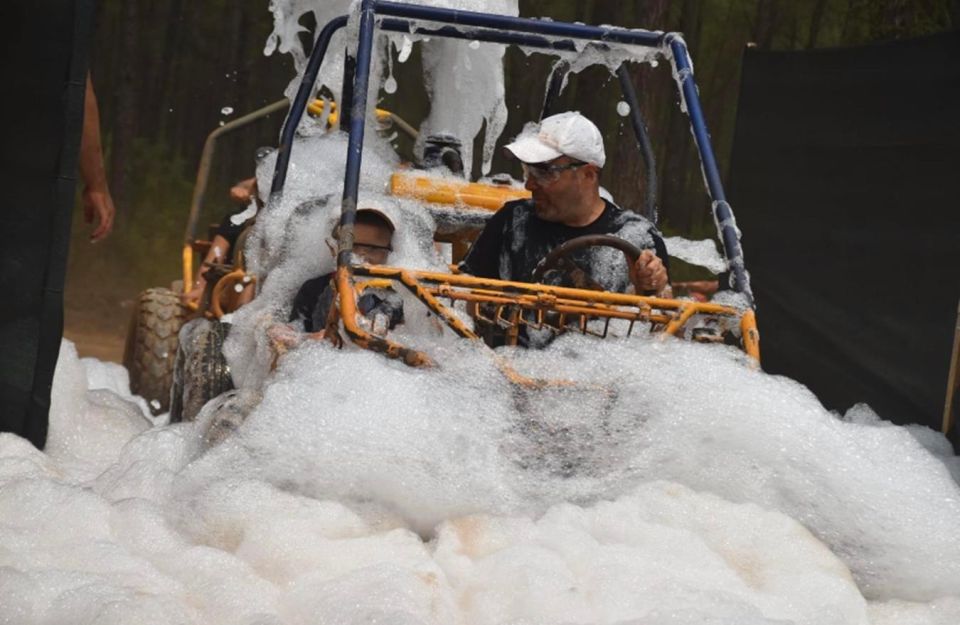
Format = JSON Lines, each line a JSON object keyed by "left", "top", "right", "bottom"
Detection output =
{"left": 63, "top": 291, "right": 130, "bottom": 363}
{"left": 63, "top": 232, "right": 153, "bottom": 365}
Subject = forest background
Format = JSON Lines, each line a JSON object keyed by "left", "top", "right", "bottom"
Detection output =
{"left": 65, "top": 0, "right": 959, "bottom": 359}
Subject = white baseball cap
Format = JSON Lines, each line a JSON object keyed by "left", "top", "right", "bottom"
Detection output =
{"left": 504, "top": 111, "right": 606, "bottom": 168}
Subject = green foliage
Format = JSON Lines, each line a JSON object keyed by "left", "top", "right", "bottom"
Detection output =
{"left": 118, "top": 138, "right": 193, "bottom": 285}
{"left": 68, "top": 135, "right": 191, "bottom": 302}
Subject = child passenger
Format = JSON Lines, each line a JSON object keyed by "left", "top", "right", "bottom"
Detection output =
{"left": 268, "top": 207, "right": 404, "bottom": 353}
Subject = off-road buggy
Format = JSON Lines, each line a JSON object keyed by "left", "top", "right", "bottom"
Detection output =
{"left": 125, "top": 0, "right": 760, "bottom": 420}
{"left": 121, "top": 99, "right": 415, "bottom": 417}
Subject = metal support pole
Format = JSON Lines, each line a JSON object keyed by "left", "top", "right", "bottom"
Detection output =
{"left": 376, "top": 0, "right": 664, "bottom": 47}
{"left": 943, "top": 299, "right": 960, "bottom": 437}
{"left": 668, "top": 36, "right": 752, "bottom": 305}
{"left": 340, "top": 52, "right": 356, "bottom": 130}
{"left": 270, "top": 15, "right": 348, "bottom": 198}
{"left": 616, "top": 64, "right": 658, "bottom": 224}
{"left": 541, "top": 61, "right": 569, "bottom": 120}
{"left": 338, "top": 0, "right": 378, "bottom": 268}
{"left": 185, "top": 99, "right": 290, "bottom": 246}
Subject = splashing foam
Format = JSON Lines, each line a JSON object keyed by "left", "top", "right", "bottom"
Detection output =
{"left": 265, "top": 0, "right": 518, "bottom": 177}
{"left": 3, "top": 335, "right": 960, "bottom": 624}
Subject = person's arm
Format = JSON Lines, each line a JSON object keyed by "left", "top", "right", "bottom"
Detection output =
{"left": 181, "top": 234, "right": 232, "bottom": 306}
{"left": 79, "top": 72, "right": 115, "bottom": 242}
{"left": 229, "top": 177, "right": 258, "bottom": 205}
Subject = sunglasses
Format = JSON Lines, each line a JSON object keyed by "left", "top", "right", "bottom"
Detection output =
{"left": 521, "top": 160, "right": 587, "bottom": 184}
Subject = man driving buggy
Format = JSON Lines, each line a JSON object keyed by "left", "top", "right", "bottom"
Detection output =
{"left": 460, "top": 111, "right": 669, "bottom": 298}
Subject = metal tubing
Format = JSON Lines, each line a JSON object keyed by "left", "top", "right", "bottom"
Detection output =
{"left": 339, "top": 52, "right": 356, "bottom": 130}
{"left": 943, "top": 299, "right": 960, "bottom": 435}
{"left": 361, "top": 265, "right": 739, "bottom": 314}
{"left": 616, "top": 64, "right": 658, "bottom": 223}
{"left": 668, "top": 36, "right": 752, "bottom": 303}
{"left": 541, "top": 60, "right": 570, "bottom": 119}
{"left": 335, "top": 267, "right": 434, "bottom": 367}
{"left": 184, "top": 98, "right": 290, "bottom": 246}
{"left": 380, "top": 18, "right": 580, "bottom": 52}
{"left": 338, "top": 0, "right": 377, "bottom": 269}
{"left": 376, "top": 1, "right": 664, "bottom": 47}
{"left": 270, "top": 15, "right": 349, "bottom": 198}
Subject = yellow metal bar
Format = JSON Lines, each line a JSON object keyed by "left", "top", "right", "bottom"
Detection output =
{"left": 181, "top": 245, "right": 193, "bottom": 295}
{"left": 740, "top": 309, "right": 761, "bottom": 363}
{"left": 394, "top": 271, "right": 478, "bottom": 339}
{"left": 335, "top": 266, "right": 434, "bottom": 367}
{"left": 663, "top": 304, "right": 698, "bottom": 336}
{"left": 348, "top": 264, "right": 760, "bottom": 366}
{"left": 209, "top": 269, "right": 256, "bottom": 319}
{"left": 355, "top": 279, "right": 395, "bottom": 291}
{"left": 390, "top": 172, "right": 531, "bottom": 211}
{"left": 942, "top": 299, "right": 960, "bottom": 434}
{"left": 307, "top": 99, "right": 395, "bottom": 127}
{"left": 185, "top": 99, "right": 290, "bottom": 246}
{"left": 362, "top": 265, "right": 740, "bottom": 316}
{"left": 428, "top": 288, "right": 670, "bottom": 324}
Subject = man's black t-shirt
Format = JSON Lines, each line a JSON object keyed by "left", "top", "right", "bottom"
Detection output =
{"left": 460, "top": 198, "right": 668, "bottom": 292}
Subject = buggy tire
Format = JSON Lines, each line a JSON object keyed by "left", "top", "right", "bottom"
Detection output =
{"left": 169, "top": 319, "right": 234, "bottom": 423}
{"left": 123, "top": 287, "right": 186, "bottom": 415}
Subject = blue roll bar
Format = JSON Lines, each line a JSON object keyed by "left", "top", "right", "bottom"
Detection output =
{"left": 269, "top": 15, "right": 348, "bottom": 198}
{"left": 667, "top": 36, "right": 752, "bottom": 302}
{"left": 380, "top": 19, "right": 581, "bottom": 52}
{"left": 376, "top": 0, "right": 665, "bottom": 47}
{"left": 616, "top": 64, "right": 658, "bottom": 223}
{"left": 269, "top": 0, "right": 752, "bottom": 303}
{"left": 338, "top": 0, "right": 379, "bottom": 267}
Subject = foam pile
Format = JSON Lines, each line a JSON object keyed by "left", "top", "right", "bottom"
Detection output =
{"left": 3, "top": 335, "right": 960, "bottom": 624}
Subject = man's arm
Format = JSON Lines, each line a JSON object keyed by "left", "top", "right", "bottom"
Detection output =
{"left": 79, "top": 73, "right": 115, "bottom": 242}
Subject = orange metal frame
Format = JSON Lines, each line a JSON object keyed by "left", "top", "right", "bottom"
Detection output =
{"left": 331, "top": 263, "right": 760, "bottom": 368}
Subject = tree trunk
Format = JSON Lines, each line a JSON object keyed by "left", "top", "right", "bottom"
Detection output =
{"left": 807, "top": 0, "right": 828, "bottom": 49}
{"left": 157, "top": 0, "right": 185, "bottom": 139}
{"left": 753, "top": 0, "right": 780, "bottom": 49}
{"left": 659, "top": 0, "right": 703, "bottom": 233}
{"left": 109, "top": 0, "right": 138, "bottom": 216}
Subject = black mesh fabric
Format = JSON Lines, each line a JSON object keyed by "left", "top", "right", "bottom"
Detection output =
{"left": 728, "top": 31, "right": 960, "bottom": 434}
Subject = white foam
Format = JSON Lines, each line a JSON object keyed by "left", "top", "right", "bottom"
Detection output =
{"left": 664, "top": 235, "right": 728, "bottom": 274}
{"left": 3, "top": 333, "right": 960, "bottom": 623}
{"left": 44, "top": 341, "right": 151, "bottom": 480}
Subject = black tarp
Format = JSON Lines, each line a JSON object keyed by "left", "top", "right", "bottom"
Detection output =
{"left": 0, "top": 0, "right": 95, "bottom": 447}
{"left": 728, "top": 31, "right": 960, "bottom": 434}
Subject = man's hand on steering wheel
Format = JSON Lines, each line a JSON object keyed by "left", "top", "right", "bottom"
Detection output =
{"left": 533, "top": 234, "right": 671, "bottom": 296}
{"left": 631, "top": 249, "right": 669, "bottom": 296}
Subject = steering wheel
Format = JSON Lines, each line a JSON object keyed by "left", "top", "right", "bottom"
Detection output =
{"left": 531, "top": 234, "right": 642, "bottom": 286}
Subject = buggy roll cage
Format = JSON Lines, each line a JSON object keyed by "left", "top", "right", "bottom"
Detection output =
{"left": 267, "top": 0, "right": 757, "bottom": 365}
